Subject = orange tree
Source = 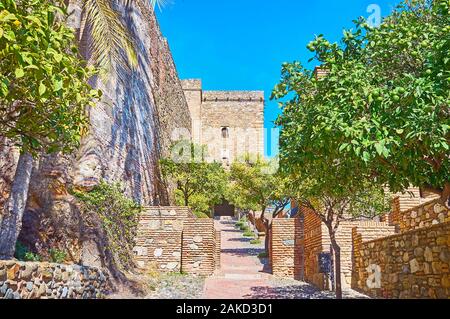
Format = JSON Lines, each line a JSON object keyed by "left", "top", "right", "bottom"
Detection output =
{"left": 272, "top": 0, "right": 448, "bottom": 298}
{"left": 0, "top": 0, "right": 100, "bottom": 259}
{"left": 273, "top": 0, "right": 449, "bottom": 201}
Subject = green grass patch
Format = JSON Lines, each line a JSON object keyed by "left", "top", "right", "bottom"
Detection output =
{"left": 250, "top": 239, "right": 261, "bottom": 245}
{"left": 240, "top": 225, "right": 250, "bottom": 232}
{"left": 243, "top": 231, "right": 255, "bottom": 238}
{"left": 257, "top": 252, "right": 268, "bottom": 258}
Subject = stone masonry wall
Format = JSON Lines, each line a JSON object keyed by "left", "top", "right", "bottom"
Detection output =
{"left": 395, "top": 199, "right": 449, "bottom": 233}
{"left": 335, "top": 221, "right": 397, "bottom": 289}
{"left": 133, "top": 207, "right": 193, "bottom": 271}
{"left": 271, "top": 219, "right": 302, "bottom": 280}
{"left": 352, "top": 221, "right": 450, "bottom": 299}
{"left": 301, "top": 204, "right": 397, "bottom": 290}
{"left": 0, "top": 260, "right": 109, "bottom": 299}
{"left": 182, "top": 219, "right": 217, "bottom": 276}
{"left": 134, "top": 207, "right": 219, "bottom": 276}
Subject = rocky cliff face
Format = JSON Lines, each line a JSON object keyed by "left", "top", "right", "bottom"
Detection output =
{"left": 0, "top": 0, "right": 191, "bottom": 270}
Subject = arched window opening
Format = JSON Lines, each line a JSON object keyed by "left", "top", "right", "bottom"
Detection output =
{"left": 221, "top": 127, "right": 229, "bottom": 139}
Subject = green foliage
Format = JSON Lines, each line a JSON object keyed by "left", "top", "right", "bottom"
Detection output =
{"left": 272, "top": 0, "right": 450, "bottom": 198}
{"left": 226, "top": 156, "right": 279, "bottom": 213}
{"left": 0, "top": 0, "right": 101, "bottom": 155}
{"left": 49, "top": 248, "right": 67, "bottom": 264}
{"left": 80, "top": 0, "right": 137, "bottom": 76}
{"left": 240, "top": 225, "right": 250, "bottom": 232}
{"left": 250, "top": 239, "right": 261, "bottom": 245}
{"left": 194, "top": 211, "right": 210, "bottom": 219}
{"left": 14, "top": 242, "right": 41, "bottom": 262}
{"left": 243, "top": 231, "right": 255, "bottom": 238}
{"left": 73, "top": 181, "right": 142, "bottom": 271}
{"left": 160, "top": 141, "right": 228, "bottom": 217}
{"left": 257, "top": 252, "right": 268, "bottom": 259}
{"left": 235, "top": 221, "right": 244, "bottom": 227}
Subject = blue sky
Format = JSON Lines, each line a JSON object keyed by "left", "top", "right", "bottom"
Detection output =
{"left": 156, "top": 0, "right": 400, "bottom": 157}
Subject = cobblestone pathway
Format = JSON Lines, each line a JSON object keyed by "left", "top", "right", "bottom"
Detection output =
{"left": 202, "top": 217, "right": 369, "bottom": 299}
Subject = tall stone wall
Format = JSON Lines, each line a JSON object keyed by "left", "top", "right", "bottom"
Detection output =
{"left": 352, "top": 221, "right": 450, "bottom": 299}
{"left": 270, "top": 219, "right": 303, "bottom": 280}
{"left": 0, "top": 0, "right": 192, "bottom": 268}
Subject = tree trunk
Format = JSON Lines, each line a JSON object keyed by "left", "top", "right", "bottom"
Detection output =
{"left": 0, "top": 152, "right": 34, "bottom": 260}
{"left": 328, "top": 229, "right": 343, "bottom": 299}
{"left": 260, "top": 207, "right": 271, "bottom": 253}
{"left": 263, "top": 219, "right": 271, "bottom": 253}
{"left": 441, "top": 182, "right": 450, "bottom": 203}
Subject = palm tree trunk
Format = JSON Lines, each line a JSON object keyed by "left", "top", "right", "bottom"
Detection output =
{"left": 0, "top": 153, "right": 34, "bottom": 260}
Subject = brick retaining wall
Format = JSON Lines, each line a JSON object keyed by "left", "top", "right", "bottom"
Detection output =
{"left": 182, "top": 219, "right": 216, "bottom": 276}
{"left": 134, "top": 207, "right": 219, "bottom": 276}
{"left": 271, "top": 219, "right": 302, "bottom": 280}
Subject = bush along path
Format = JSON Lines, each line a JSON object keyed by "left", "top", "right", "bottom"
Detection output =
{"left": 202, "top": 217, "right": 369, "bottom": 299}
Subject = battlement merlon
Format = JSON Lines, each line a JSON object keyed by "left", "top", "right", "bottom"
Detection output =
{"left": 203, "top": 91, "right": 265, "bottom": 102}
{"left": 181, "top": 79, "right": 202, "bottom": 91}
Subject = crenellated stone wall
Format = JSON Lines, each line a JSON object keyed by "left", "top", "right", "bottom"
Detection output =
{"left": 181, "top": 80, "right": 265, "bottom": 166}
{"left": 0, "top": 260, "right": 110, "bottom": 299}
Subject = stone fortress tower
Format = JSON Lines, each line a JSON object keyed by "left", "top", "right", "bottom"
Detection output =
{"left": 181, "top": 79, "right": 265, "bottom": 167}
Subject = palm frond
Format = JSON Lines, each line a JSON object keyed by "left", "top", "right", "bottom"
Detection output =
{"left": 82, "top": 0, "right": 138, "bottom": 75}
{"left": 150, "top": 0, "right": 170, "bottom": 10}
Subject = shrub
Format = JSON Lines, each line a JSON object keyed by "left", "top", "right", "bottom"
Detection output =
{"left": 257, "top": 252, "right": 268, "bottom": 259}
{"left": 73, "top": 181, "right": 142, "bottom": 271}
{"left": 15, "top": 242, "right": 41, "bottom": 262}
{"left": 194, "top": 211, "right": 210, "bottom": 219}
{"left": 250, "top": 239, "right": 261, "bottom": 245}
{"left": 240, "top": 224, "right": 250, "bottom": 232}
{"left": 243, "top": 231, "right": 255, "bottom": 238}
{"left": 49, "top": 248, "right": 67, "bottom": 264}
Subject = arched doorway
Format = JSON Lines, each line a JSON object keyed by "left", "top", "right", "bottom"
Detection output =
{"left": 213, "top": 200, "right": 235, "bottom": 217}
